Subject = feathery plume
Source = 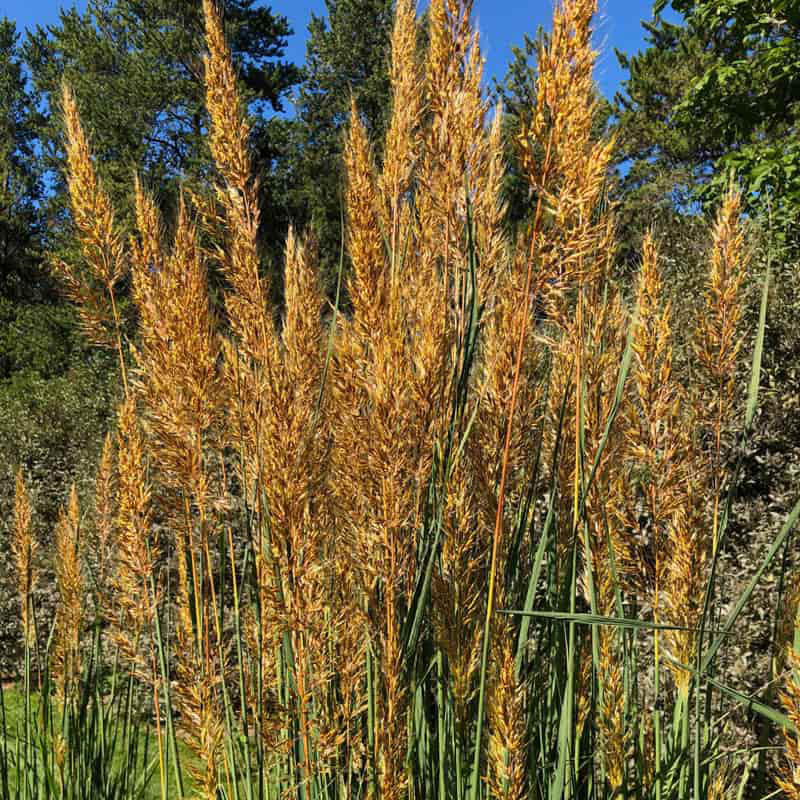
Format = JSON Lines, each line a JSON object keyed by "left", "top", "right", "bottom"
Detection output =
{"left": 693, "top": 184, "right": 749, "bottom": 554}
{"left": 777, "top": 574, "right": 800, "bottom": 676}
{"left": 597, "top": 627, "right": 628, "bottom": 793}
{"left": 417, "top": 0, "right": 493, "bottom": 305}
{"left": 624, "top": 233, "right": 686, "bottom": 593}
{"left": 53, "top": 485, "right": 83, "bottom": 691}
{"left": 345, "top": 101, "right": 386, "bottom": 335}
{"left": 112, "top": 399, "right": 156, "bottom": 674}
{"left": 203, "top": 0, "right": 270, "bottom": 364}
{"left": 12, "top": 469, "right": 37, "bottom": 648}
{"left": 132, "top": 191, "right": 225, "bottom": 792}
{"left": 520, "top": 0, "right": 603, "bottom": 193}
{"left": 283, "top": 227, "right": 325, "bottom": 408}
{"left": 380, "top": 0, "right": 422, "bottom": 236}
{"left": 780, "top": 634, "right": 800, "bottom": 799}
{"left": 203, "top": 0, "right": 251, "bottom": 194}
{"left": 706, "top": 761, "right": 736, "bottom": 800}
{"left": 132, "top": 193, "right": 223, "bottom": 500}
{"left": 662, "top": 468, "right": 707, "bottom": 693}
{"left": 59, "top": 82, "right": 125, "bottom": 293}
{"left": 695, "top": 184, "right": 749, "bottom": 427}
{"left": 487, "top": 627, "right": 526, "bottom": 800}
{"left": 93, "top": 433, "right": 116, "bottom": 616}
{"left": 55, "top": 82, "right": 128, "bottom": 389}
{"left": 130, "top": 174, "right": 165, "bottom": 288}
{"left": 475, "top": 106, "right": 509, "bottom": 280}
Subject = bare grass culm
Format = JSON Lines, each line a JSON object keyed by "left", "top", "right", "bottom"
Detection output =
{"left": 2, "top": 1, "right": 799, "bottom": 799}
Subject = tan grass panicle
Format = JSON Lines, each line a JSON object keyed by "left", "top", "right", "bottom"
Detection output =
{"left": 111, "top": 399, "right": 157, "bottom": 676}
{"left": 12, "top": 468, "right": 37, "bottom": 648}
{"left": 55, "top": 83, "right": 128, "bottom": 387}
{"left": 693, "top": 184, "right": 749, "bottom": 554}
{"left": 780, "top": 641, "right": 800, "bottom": 799}
{"left": 53, "top": 485, "right": 84, "bottom": 692}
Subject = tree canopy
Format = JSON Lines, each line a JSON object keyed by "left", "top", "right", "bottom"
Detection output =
{"left": 0, "top": 19, "right": 45, "bottom": 302}
{"left": 288, "top": 0, "right": 395, "bottom": 283}
{"left": 650, "top": 0, "right": 800, "bottom": 244}
{"left": 23, "top": 0, "right": 301, "bottom": 234}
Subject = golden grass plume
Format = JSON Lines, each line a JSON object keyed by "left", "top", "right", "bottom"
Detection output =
{"left": 53, "top": 485, "right": 83, "bottom": 691}
{"left": 12, "top": 468, "right": 37, "bottom": 648}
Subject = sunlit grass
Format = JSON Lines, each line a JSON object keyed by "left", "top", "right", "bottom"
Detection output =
{"left": 1, "top": 0, "right": 797, "bottom": 798}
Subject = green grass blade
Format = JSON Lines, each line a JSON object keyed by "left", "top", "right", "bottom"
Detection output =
{"left": 664, "top": 655, "right": 795, "bottom": 732}
{"left": 745, "top": 247, "right": 771, "bottom": 429}
{"left": 702, "top": 494, "right": 800, "bottom": 671}
{"left": 514, "top": 498, "right": 553, "bottom": 679}
{"left": 503, "top": 610, "right": 698, "bottom": 633}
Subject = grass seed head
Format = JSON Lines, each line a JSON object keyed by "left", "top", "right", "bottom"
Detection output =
{"left": 203, "top": 0, "right": 270, "bottom": 364}
{"left": 203, "top": 0, "right": 252, "bottom": 191}
{"left": 132, "top": 193, "right": 223, "bottom": 506}
{"left": 487, "top": 631, "right": 527, "bottom": 800}
{"left": 380, "top": 0, "right": 422, "bottom": 224}
{"left": 54, "top": 82, "right": 127, "bottom": 351}
{"left": 53, "top": 484, "right": 83, "bottom": 691}
{"left": 131, "top": 175, "right": 165, "bottom": 298}
{"left": 694, "top": 183, "right": 749, "bottom": 430}
{"left": 60, "top": 82, "right": 125, "bottom": 290}
{"left": 12, "top": 468, "right": 37, "bottom": 647}
{"left": 93, "top": 432, "right": 117, "bottom": 617}
{"left": 112, "top": 399, "right": 156, "bottom": 674}
{"left": 780, "top": 645, "right": 800, "bottom": 799}
{"left": 597, "top": 628, "right": 629, "bottom": 792}
{"left": 345, "top": 100, "right": 386, "bottom": 334}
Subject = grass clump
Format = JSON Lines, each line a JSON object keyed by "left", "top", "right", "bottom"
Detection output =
{"left": 1, "top": 1, "right": 798, "bottom": 799}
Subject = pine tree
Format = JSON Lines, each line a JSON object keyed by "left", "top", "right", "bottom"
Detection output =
{"left": 290, "top": 0, "right": 395, "bottom": 284}
{"left": 23, "top": 0, "right": 301, "bottom": 242}
{"left": 611, "top": 16, "right": 717, "bottom": 273}
{"left": 0, "top": 19, "right": 46, "bottom": 303}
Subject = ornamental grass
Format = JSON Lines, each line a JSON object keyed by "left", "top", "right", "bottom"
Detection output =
{"left": 2, "top": 1, "right": 798, "bottom": 799}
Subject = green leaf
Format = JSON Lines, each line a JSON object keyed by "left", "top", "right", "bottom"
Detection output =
{"left": 746, "top": 252, "right": 770, "bottom": 429}
{"left": 502, "top": 609, "right": 698, "bottom": 632}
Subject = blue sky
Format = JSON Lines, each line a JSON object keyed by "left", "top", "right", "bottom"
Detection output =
{"left": 4, "top": 0, "right": 681, "bottom": 101}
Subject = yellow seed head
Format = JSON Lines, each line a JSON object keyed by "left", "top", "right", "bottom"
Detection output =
{"left": 781, "top": 646, "right": 800, "bottom": 799}
{"left": 203, "top": 0, "right": 269, "bottom": 364}
{"left": 202, "top": 0, "right": 252, "bottom": 189}
{"left": 53, "top": 83, "right": 126, "bottom": 351}
{"left": 112, "top": 399, "right": 156, "bottom": 673}
{"left": 53, "top": 485, "right": 83, "bottom": 690}
{"left": 380, "top": 0, "right": 422, "bottom": 222}
{"left": 93, "top": 433, "right": 116, "bottom": 616}
{"left": 694, "top": 183, "right": 749, "bottom": 428}
{"left": 12, "top": 468, "right": 37, "bottom": 647}
{"left": 60, "top": 82, "right": 125, "bottom": 289}
{"left": 344, "top": 100, "right": 386, "bottom": 333}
